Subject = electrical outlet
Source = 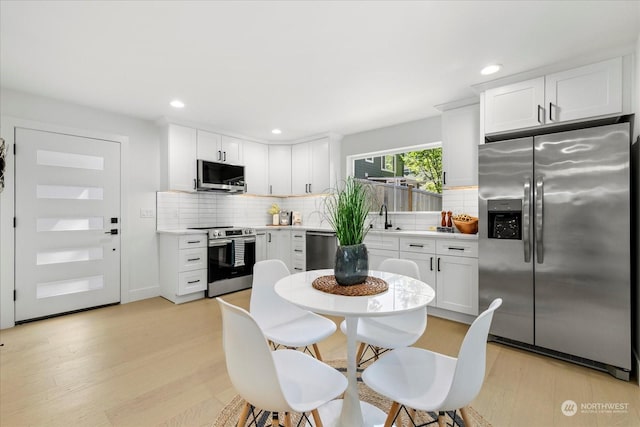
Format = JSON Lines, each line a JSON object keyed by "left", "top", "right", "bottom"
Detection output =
{"left": 140, "top": 209, "right": 155, "bottom": 218}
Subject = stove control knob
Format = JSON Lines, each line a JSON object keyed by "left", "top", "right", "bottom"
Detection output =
{"left": 244, "top": 228, "right": 254, "bottom": 235}
{"left": 213, "top": 230, "right": 222, "bottom": 238}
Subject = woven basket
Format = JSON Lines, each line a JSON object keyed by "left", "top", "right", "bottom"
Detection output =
{"left": 452, "top": 217, "right": 478, "bottom": 234}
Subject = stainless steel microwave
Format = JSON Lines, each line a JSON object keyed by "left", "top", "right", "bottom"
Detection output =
{"left": 196, "top": 159, "right": 245, "bottom": 192}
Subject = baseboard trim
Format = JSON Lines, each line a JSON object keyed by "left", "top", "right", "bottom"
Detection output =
{"left": 127, "top": 285, "right": 160, "bottom": 303}
{"left": 427, "top": 306, "right": 475, "bottom": 325}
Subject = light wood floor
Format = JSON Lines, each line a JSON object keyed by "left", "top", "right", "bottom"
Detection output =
{"left": 1, "top": 291, "right": 638, "bottom": 427}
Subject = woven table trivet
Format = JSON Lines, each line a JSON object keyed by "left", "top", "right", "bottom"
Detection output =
{"left": 312, "top": 275, "right": 388, "bottom": 296}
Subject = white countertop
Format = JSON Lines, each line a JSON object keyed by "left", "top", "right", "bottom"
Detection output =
{"left": 157, "top": 226, "right": 478, "bottom": 240}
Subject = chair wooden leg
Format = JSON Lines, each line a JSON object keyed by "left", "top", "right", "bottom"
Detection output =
{"left": 437, "top": 411, "right": 446, "bottom": 427}
{"left": 311, "top": 409, "right": 323, "bottom": 427}
{"left": 384, "top": 401, "right": 401, "bottom": 427}
{"left": 460, "top": 407, "right": 473, "bottom": 427}
{"left": 355, "top": 342, "right": 366, "bottom": 364}
{"left": 284, "top": 412, "right": 292, "bottom": 427}
{"left": 271, "top": 412, "right": 279, "bottom": 427}
{"left": 236, "top": 401, "right": 251, "bottom": 427}
{"left": 312, "top": 343, "right": 323, "bottom": 361}
{"left": 408, "top": 408, "right": 417, "bottom": 426}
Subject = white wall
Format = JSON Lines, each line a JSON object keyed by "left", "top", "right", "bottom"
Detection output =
{"left": 0, "top": 88, "right": 161, "bottom": 328}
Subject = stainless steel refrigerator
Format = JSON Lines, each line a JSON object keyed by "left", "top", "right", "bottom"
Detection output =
{"left": 479, "top": 119, "right": 632, "bottom": 379}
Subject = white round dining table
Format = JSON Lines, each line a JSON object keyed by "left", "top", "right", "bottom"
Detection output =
{"left": 274, "top": 268, "right": 435, "bottom": 427}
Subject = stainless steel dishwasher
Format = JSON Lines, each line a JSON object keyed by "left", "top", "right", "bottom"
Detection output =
{"left": 305, "top": 230, "right": 337, "bottom": 270}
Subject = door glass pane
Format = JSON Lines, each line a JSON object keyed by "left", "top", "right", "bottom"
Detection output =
{"left": 36, "top": 275, "right": 104, "bottom": 299}
{"left": 37, "top": 150, "right": 104, "bottom": 170}
{"left": 37, "top": 247, "right": 104, "bottom": 265}
{"left": 37, "top": 217, "right": 104, "bottom": 232}
{"left": 37, "top": 185, "right": 104, "bottom": 200}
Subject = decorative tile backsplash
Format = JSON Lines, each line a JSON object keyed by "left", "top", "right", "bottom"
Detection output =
{"left": 156, "top": 187, "right": 479, "bottom": 231}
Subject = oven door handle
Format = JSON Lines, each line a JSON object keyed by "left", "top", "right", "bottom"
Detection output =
{"left": 209, "top": 239, "right": 232, "bottom": 247}
{"left": 239, "top": 237, "right": 256, "bottom": 243}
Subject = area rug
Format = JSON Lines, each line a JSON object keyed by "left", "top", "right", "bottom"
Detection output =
{"left": 213, "top": 359, "right": 492, "bottom": 427}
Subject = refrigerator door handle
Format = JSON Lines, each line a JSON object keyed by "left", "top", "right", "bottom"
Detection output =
{"left": 535, "top": 176, "right": 544, "bottom": 263}
{"left": 523, "top": 179, "right": 532, "bottom": 263}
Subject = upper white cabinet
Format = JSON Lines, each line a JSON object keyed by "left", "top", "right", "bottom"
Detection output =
{"left": 268, "top": 145, "right": 292, "bottom": 195}
{"left": 243, "top": 140, "right": 269, "bottom": 195}
{"left": 484, "top": 78, "right": 545, "bottom": 133}
{"left": 292, "top": 137, "right": 331, "bottom": 194}
{"left": 196, "top": 130, "right": 243, "bottom": 164}
{"left": 441, "top": 103, "right": 479, "bottom": 187}
{"left": 484, "top": 57, "right": 623, "bottom": 134}
{"left": 545, "top": 58, "right": 622, "bottom": 123}
{"left": 162, "top": 124, "right": 197, "bottom": 192}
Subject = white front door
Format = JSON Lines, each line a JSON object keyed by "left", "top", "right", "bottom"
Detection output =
{"left": 14, "top": 128, "right": 121, "bottom": 322}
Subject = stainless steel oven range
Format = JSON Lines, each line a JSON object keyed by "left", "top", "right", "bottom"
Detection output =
{"left": 188, "top": 226, "right": 256, "bottom": 297}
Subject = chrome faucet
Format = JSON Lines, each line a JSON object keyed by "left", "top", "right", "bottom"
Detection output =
{"left": 379, "top": 204, "right": 392, "bottom": 229}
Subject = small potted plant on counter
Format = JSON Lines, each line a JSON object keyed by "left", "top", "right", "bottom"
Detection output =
{"left": 268, "top": 203, "right": 280, "bottom": 226}
{"left": 324, "top": 176, "right": 374, "bottom": 285}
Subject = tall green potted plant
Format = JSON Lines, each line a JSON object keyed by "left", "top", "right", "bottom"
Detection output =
{"left": 324, "top": 177, "right": 374, "bottom": 285}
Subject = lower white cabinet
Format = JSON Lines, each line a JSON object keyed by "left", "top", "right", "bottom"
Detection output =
{"left": 159, "top": 233, "right": 208, "bottom": 304}
{"left": 266, "top": 228, "right": 291, "bottom": 271}
{"left": 365, "top": 232, "right": 478, "bottom": 316}
{"left": 255, "top": 230, "right": 268, "bottom": 262}
{"left": 291, "top": 231, "right": 306, "bottom": 272}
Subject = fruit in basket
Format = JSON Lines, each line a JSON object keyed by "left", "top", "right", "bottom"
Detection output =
{"left": 451, "top": 213, "right": 478, "bottom": 234}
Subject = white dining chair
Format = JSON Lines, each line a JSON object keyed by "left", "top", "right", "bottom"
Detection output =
{"left": 250, "top": 259, "right": 336, "bottom": 360}
{"left": 362, "top": 298, "right": 503, "bottom": 427}
{"left": 340, "top": 258, "right": 427, "bottom": 365}
{"left": 217, "top": 298, "right": 347, "bottom": 427}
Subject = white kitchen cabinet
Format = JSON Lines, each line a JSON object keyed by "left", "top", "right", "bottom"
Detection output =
{"left": 255, "top": 230, "right": 267, "bottom": 262}
{"left": 291, "top": 230, "right": 306, "bottom": 272}
{"left": 158, "top": 233, "right": 208, "bottom": 304}
{"left": 484, "top": 77, "right": 545, "bottom": 134}
{"left": 243, "top": 140, "right": 269, "bottom": 195}
{"left": 441, "top": 103, "right": 479, "bottom": 187}
{"left": 435, "top": 239, "right": 478, "bottom": 315}
{"left": 399, "top": 236, "right": 437, "bottom": 307}
{"left": 364, "top": 233, "right": 400, "bottom": 269}
{"left": 291, "top": 137, "right": 331, "bottom": 194}
{"left": 162, "top": 124, "right": 197, "bottom": 192}
{"left": 268, "top": 145, "right": 292, "bottom": 195}
{"left": 545, "top": 57, "right": 622, "bottom": 123}
{"left": 484, "top": 57, "right": 623, "bottom": 134}
{"left": 266, "top": 228, "right": 291, "bottom": 270}
{"left": 196, "top": 130, "right": 243, "bottom": 164}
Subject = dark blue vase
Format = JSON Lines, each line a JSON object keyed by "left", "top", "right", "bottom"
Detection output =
{"left": 334, "top": 244, "right": 369, "bottom": 285}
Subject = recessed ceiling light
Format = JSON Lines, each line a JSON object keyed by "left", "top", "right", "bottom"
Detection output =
{"left": 481, "top": 64, "right": 502, "bottom": 76}
{"left": 170, "top": 99, "right": 185, "bottom": 108}
{"left": 271, "top": 129, "right": 282, "bottom": 135}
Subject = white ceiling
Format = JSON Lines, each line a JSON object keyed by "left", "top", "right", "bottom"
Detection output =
{"left": 1, "top": 1, "right": 639, "bottom": 142}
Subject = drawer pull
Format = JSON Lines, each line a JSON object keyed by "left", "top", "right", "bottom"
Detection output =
{"left": 294, "top": 249, "right": 303, "bottom": 253}
{"left": 294, "top": 234, "right": 303, "bottom": 238}
{"left": 448, "top": 247, "right": 465, "bottom": 251}
{"left": 294, "top": 267, "right": 303, "bottom": 271}
{"left": 187, "top": 257, "right": 201, "bottom": 261}
{"left": 186, "top": 240, "right": 200, "bottom": 244}
{"left": 409, "top": 244, "right": 424, "bottom": 248}
{"left": 187, "top": 280, "right": 200, "bottom": 284}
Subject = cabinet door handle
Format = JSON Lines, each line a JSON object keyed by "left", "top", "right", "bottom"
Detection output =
{"left": 430, "top": 256, "right": 434, "bottom": 271}
{"left": 193, "top": 178, "right": 197, "bottom": 190}
{"left": 268, "top": 233, "right": 271, "bottom": 243}
{"left": 548, "top": 102, "right": 553, "bottom": 122}
{"left": 409, "top": 244, "right": 424, "bottom": 248}
{"left": 437, "top": 258, "right": 441, "bottom": 272}
{"left": 223, "top": 151, "right": 227, "bottom": 162}
{"left": 217, "top": 150, "right": 222, "bottom": 160}
{"left": 443, "top": 171, "right": 446, "bottom": 185}
{"left": 270, "top": 185, "right": 273, "bottom": 194}
{"left": 187, "top": 257, "right": 201, "bottom": 262}
{"left": 537, "top": 105, "right": 543, "bottom": 124}
{"left": 187, "top": 279, "right": 201, "bottom": 284}
{"left": 308, "top": 183, "right": 311, "bottom": 193}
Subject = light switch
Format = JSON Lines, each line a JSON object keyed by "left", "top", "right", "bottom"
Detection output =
{"left": 139, "top": 208, "right": 155, "bottom": 218}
